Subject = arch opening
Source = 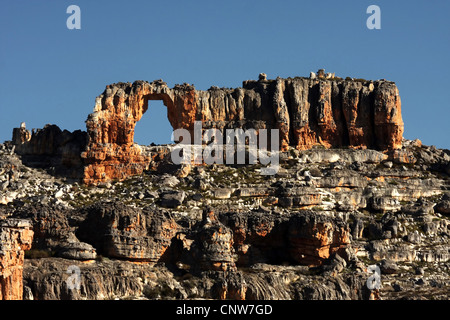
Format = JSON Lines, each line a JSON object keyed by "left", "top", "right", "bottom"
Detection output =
{"left": 133, "top": 100, "right": 174, "bottom": 146}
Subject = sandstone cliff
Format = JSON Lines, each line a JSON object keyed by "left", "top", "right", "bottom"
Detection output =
{"left": 0, "top": 219, "right": 33, "bottom": 300}
{"left": 82, "top": 75, "right": 403, "bottom": 184}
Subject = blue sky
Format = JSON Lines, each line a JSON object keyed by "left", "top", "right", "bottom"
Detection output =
{"left": 1, "top": 0, "right": 449, "bottom": 148}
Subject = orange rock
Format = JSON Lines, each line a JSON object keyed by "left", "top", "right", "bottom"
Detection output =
{"left": 224, "top": 211, "right": 350, "bottom": 267}
{"left": 12, "top": 127, "right": 31, "bottom": 145}
{"left": 289, "top": 219, "right": 350, "bottom": 266}
{"left": 0, "top": 219, "right": 34, "bottom": 300}
{"left": 82, "top": 76, "right": 404, "bottom": 185}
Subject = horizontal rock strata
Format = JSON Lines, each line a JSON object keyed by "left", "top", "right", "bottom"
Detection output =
{"left": 0, "top": 137, "right": 448, "bottom": 300}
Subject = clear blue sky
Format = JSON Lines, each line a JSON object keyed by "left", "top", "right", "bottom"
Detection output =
{"left": 1, "top": 0, "right": 449, "bottom": 148}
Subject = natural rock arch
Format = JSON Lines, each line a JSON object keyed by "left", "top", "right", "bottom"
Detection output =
{"left": 82, "top": 80, "right": 197, "bottom": 185}
{"left": 82, "top": 76, "right": 403, "bottom": 185}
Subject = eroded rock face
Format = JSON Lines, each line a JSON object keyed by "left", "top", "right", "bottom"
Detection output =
{"left": 0, "top": 219, "right": 34, "bottom": 300}
{"left": 82, "top": 76, "right": 403, "bottom": 184}
{"left": 12, "top": 124, "right": 87, "bottom": 178}
{"left": 76, "top": 201, "right": 179, "bottom": 261}
{"left": 1, "top": 137, "right": 448, "bottom": 300}
{"left": 23, "top": 258, "right": 157, "bottom": 300}
{"left": 13, "top": 203, "right": 96, "bottom": 261}
{"left": 222, "top": 211, "right": 350, "bottom": 266}
{"left": 81, "top": 80, "right": 196, "bottom": 185}
{"left": 182, "top": 209, "right": 237, "bottom": 273}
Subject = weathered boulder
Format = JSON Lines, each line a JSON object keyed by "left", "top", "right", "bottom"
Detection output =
{"left": 159, "top": 189, "right": 186, "bottom": 208}
{"left": 57, "top": 241, "right": 97, "bottom": 260}
{"left": 14, "top": 203, "right": 73, "bottom": 251}
{"left": 287, "top": 213, "right": 351, "bottom": 265}
{"left": 435, "top": 193, "right": 450, "bottom": 215}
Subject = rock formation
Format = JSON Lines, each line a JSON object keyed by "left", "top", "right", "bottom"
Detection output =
{"left": 0, "top": 219, "right": 33, "bottom": 300}
{"left": 4, "top": 72, "right": 449, "bottom": 302}
{"left": 11, "top": 123, "right": 87, "bottom": 178}
{"left": 9, "top": 74, "right": 404, "bottom": 185}
{"left": 222, "top": 211, "right": 350, "bottom": 266}
{"left": 82, "top": 75, "right": 403, "bottom": 184}
{"left": 0, "top": 135, "right": 449, "bottom": 300}
{"left": 76, "top": 201, "right": 178, "bottom": 261}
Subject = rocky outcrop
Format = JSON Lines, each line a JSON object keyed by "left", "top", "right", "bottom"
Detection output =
{"left": 81, "top": 80, "right": 188, "bottom": 185}
{"left": 11, "top": 123, "right": 87, "bottom": 178}
{"left": 14, "top": 203, "right": 96, "bottom": 261}
{"left": 75, "top": 203, "right": 348, "bottom": 269}
{"left": 3, "top": 65, "right": 449, "bottom": 302}
{"left": 186, "top": 209, "right": 237, "bottom": 273}
{"left": 0, "top": 137, "right": 448, "bottom": 300}
{"left": 76, "top": 202, "right": 179, "bottom": 261}
{"left": 82, "top": 75, "right": 403, "bottom": 184}
{"left": 24, "top": 258, "right": 157, "bottom": 300}
{"left": 22, "top": 258, "right": 372, "bottom": 300}
{"left": 221, "top": 211, "right": 350, "bottom": 266}
{"left": 0, "top": 219, "right": 34, "bottom": 300}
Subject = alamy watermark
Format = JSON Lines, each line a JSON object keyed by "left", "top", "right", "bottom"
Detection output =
{"left": 171, "top": 121, "right": 280, "bottom": 175}
{"left": 366, "top": 264, "right": 381, "bottom": 290}
{"left": 65, "top": 5, "right": 381, "bottom": 31}
{"left": 66, "top": 5, "right": 81, "bottom": 30}
{"left": 366, "top": 5, "right": 381, "bottom": 30}
{"left": 66, "top": 265, "right": 81, "bottom": 290}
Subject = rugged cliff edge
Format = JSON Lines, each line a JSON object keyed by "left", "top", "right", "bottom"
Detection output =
{"left": 8, "top": 74, "right": 404, "bottom": 186}
{"left": 81, "top": 74, "right": 403, "bottom": 184}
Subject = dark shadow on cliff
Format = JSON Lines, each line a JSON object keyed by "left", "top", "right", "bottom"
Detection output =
{"left": 11, "top": 124, "right": 88, "bottom": 181}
